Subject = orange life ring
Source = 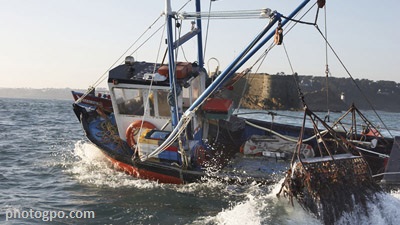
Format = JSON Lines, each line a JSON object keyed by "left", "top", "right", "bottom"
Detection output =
{"left": 125, "top": 120, "right": 156, "bottom": 148}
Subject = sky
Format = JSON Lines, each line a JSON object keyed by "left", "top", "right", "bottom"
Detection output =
{"left": 0, "top": 0, "right": 399, "bottom": 89}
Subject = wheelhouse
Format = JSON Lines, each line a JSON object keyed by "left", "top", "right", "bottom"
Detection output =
{"left": 108, "top": 57, "right": 206, "bottom": 142}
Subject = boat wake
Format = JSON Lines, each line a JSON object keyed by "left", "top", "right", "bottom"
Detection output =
{"left": 59, "top": 141, "right": 400, "bottom": 224}
{"left": 335, "top": 190, "right": 400, "bottom": 225}
{"left": 61, "top": 141, "right": 161, "bottom": 189}
{"left": 193, "top": 181, "right": 320, "bottom": 225}
{"left": 195, "top": 180, "right": 400, "bottom": 225}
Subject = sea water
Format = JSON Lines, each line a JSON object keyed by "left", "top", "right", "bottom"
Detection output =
{"left": 0, "top": 98, "right": 399, "bottom": 225}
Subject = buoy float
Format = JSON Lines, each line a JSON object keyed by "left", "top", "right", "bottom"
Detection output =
{"left": 125, "top": 120, "right": 156, "bottom": 147}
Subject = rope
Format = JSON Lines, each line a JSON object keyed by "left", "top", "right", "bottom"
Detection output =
{"left": 372, "top": 172, "right": 400, "bottom": 178}
{"left": 134, "top": 20, "right": 167, "bottom": 156}
{"left": 235, "top": 70, "right": 251, "bottom": 111}
{"left": 128, "top": 23, "right": 166, "bottom": 57}
{"left": 282, "top": 43, "right": 295, "bottom": 74}
{"left": 75, "top": 13, "right": 165, "bottom": 104}
{"left": 98, "top": 120, "right": 124, "bottom": 151}
{"left": 203, "top": 0, "right": 214, "bottom": 59}
{"left": 323, "top": 4, "right": 330, "bottom": 122}
{"left": 177, "top": 0, "right": 193, "bottom": 12}
{"left": 244, "top": 119, "right": 328, "bottom": 143}
{"left": 314, "top": 26, "right": 395, "bottom": 139}
{"left": 277, "top": 2, "right": 395, "bottom": 147}
{"left": 227, "top": 5, "right": 305, "bottom": 111}
{"left": 355, "top": 147, "right": 390, "bottom": 158}
{"left": 280, "top": 15, "right": 315, "bottom": 26}
{"left": 173, "top": 19, "right": 183, "bottom": 120}
{"left": 143, "top": 111, "right": 194, "bottom": 160}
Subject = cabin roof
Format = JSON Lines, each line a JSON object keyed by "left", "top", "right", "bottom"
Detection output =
{"left": 108, "top": 61, "right": 170, "bottom": 86}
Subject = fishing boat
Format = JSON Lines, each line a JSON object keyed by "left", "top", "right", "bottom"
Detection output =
{"left": 72, "top": 0, "right": 400, "bottom": 223}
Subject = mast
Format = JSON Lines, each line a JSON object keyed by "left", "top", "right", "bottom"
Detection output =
{"left": 165, "top": 0, "right": 179, "bottom": 128}
{"left": 195, "top": 0, "right": 204, "bottom": 68}
{"left": 165, "top": 0, "right": 204, "bottom": 128}
{"left": 187, "top": 0, "right": 311, "bottom": 112}
{"left": 144, "top": 0, "right": 312, "bottom": 160}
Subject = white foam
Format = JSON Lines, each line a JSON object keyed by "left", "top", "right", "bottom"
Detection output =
{"left": 213, "top": 194, "right": 262, "bottom": 225}
{"left": 390, "top": 189, "right": 400, "bottom": 199}
{"left": 336, "top": 192, "right": 400, "bottom": 225}
{"left": 61, "top": 141, "right": 160, "bottom": 189}
{"left": 61, "top": 141, "right": 400, "bottom": 224}
{"left": 194, "top": 180, "right": 400, "bottom": 225}
{"left": 193, "top": 181, "right": 321, "bottom": 225}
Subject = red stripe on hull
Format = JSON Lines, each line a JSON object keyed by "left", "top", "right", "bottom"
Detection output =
{"left": 72, "top": 92, "right": 113, "bottom": 112}
{"left": 104, "top": 154, "right": 183, "bottom": 184}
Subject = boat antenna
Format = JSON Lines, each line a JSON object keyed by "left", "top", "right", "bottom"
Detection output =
{"left": 323, "top": 3, "right": 330, "bottom": 122}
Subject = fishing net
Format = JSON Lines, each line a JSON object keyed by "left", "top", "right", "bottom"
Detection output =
{"left": 277, "top": 107, "right": 382, "bottom": 224}
{"left": 280, "top": 155, "right": 381, "bottom": 224}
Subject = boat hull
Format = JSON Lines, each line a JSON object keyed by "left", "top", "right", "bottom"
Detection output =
{"left": 72, "top": 97, "right": 395, "bottom": 185}
{"left": 72, "top": 102, "right": 298, "bottom": 185}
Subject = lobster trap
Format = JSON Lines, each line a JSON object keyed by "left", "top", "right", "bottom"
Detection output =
{"left": 278, "top": 107, "right": 382, "bottom": 225}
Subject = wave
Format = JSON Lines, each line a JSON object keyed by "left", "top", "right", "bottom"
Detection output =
{"left": 59, "top": 141, "right": 400, "bottom": 225}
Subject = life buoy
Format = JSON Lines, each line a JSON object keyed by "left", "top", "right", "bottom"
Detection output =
{"left": 125, "top": 120, "right": 156, "bottom": 147}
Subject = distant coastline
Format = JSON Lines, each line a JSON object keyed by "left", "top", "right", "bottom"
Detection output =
{"left": 1, "top": 74, "right": 399, "bottom": 112}
{"left": 0, "top": 87, "right": 107, "bottom": 101}
{"left": 0, "top": 88, "right": 80, "bottom": 100}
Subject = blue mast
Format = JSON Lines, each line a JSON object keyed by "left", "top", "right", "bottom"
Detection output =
{"left": 165, "top": 0, "right": 205, "bottom": 128}
{"left": 187, "top": 0, "right": 311, "bottom": 112}
{"left": 145, "top": 0, "right": 313, "bottom": 159}
{"left": 165, "top": 0, "right": 179, "bottom": 128}
{"left": 195, "top": 0, "right": 204, "bottom": 68}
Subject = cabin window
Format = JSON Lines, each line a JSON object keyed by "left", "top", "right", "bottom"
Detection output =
{"left": 182, "top": 75, "right": 201, "bottom": 108}
{"left": 113, "top": 88, "right": 144, "bottom": 115}
{"left": 156, "top": 90, "right": 171, "bottom": 117}
{"left": 113, "top": 88, "right": 170, "bottom": 117}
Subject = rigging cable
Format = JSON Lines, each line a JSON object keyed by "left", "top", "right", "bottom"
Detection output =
{"left": 205, "top": 2, "right": 315, "bottom": 102}
{"left": 75, "top": 13, "right": 165, "bottom": 104}
{"left": 283, "top": 43, "right": 295, "bottom": 74}
{"left": 174, "top": 18, "right": 183, "bottom": 117}
{"left": 323, "top": 4, "right": 330, "bottom": 122}
{"left": 134, "top": 18, "right": 168, "bottom": 158}
{"left": 203, "top": 0, "right": 215, "bottom": 60}
{"left": 143, "top": 2, "right": 325, "bottom": 160}
{"left": 278, "top": 1, "right": 390, "bottom": 135}
{"left": 314, "top": 26, "right": 395, "bottom": 139}
{"left": 177, "top": 0, "right": 193, "bottom": 12}
{"left": 173, "top": 18, "right": 190, "bottom": 168}
{"left": 233, "top": 4, "right": 314, "bottom": 115}
{"left": 143, "top": 16, "right": 280, "bottom": 160}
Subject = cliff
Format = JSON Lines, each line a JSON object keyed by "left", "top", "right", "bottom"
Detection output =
{"left": 222, "top": 73, "right": 400, "bottom": 112}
